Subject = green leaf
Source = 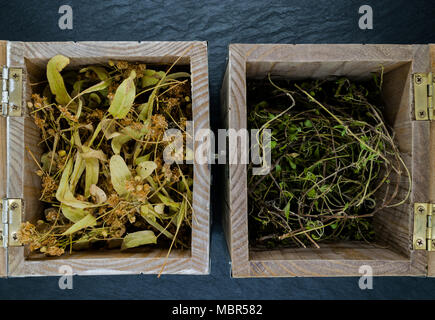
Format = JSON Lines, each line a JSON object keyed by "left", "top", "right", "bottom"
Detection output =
{"left": 270, "top": 140, "right": 277, "bottom": 149}
{"left": 304, "top": 119, "right": 313, "bottom": 128}
{"left": 307, "top": 189, "right": 316, "bottom": 199}
{"left": 110, "top": 155, "right": 132, "bottom": 197}
{"left": 62, "top": 213, "right": 97, "bottom": 235}
{"left": 61, "top": 204, "right": 87, "bottom": 223}
{"left": 137, "top": 161, "right": 157, "bottom": 180}
{"left": 108, "top": 70, "right": 136, "bottom": 119}
{"left": 284, "top": 201, "right": 291, "bottom": 220}
{"left": 121, "top": 230, "right": 157, "bottom": 250}
{"left": 80, "top": 80, "right": 111, "bottom": 95}
{"left": 47, "top": 55, "right": 72, "bottom": 105}
{"left": 157, "top": 193, "right": 181, "bottom": 210}
{"left": 141, "top": 70, "right": 165, "bottom": 87}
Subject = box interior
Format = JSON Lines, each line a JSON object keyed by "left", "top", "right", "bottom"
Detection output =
{"left": 22, "top": 56, "right": 192, "bottom": 261}
{"left": 246, "top": 60, "right": 413, "bottom": 262}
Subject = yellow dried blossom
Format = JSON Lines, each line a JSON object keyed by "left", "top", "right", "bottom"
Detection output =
{"left": 46, "top": 246, "right": 64, "bottom": 256}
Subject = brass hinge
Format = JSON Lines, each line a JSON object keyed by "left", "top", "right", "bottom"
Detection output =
{"left": 0, "top": 199, "right": 23, "bottom": 248}
{"left": 1, "top": 66, "right": 22, "bottom": 117}
{"left": 414, "top": 72, "right": 434, "bottom": 120}
{"left": 413, "top": 203, "right": 435, "bottom": 251}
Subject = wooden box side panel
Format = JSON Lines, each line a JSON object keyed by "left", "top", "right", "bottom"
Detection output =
{"left": 220, "top": 63, "right": 232, "bottom": 256}
{"left": 428, "top": 44, "right": 435, "bottom": 277}
{"left": 227, "top": 44, "right": 430, "bottom": 277}
{"left": 226, "top": 45, "right": 250, "bottom": 277}
{"left": 7, "top": 41, "right": 210, "bottom": 276}
{"left": 189, "top": 42, "right": 211, "bottom": 274}
{"left": 0, "top": 40, "right": 7, "bottom": 277}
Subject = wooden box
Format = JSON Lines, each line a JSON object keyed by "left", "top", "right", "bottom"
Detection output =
{"left": 0, "top": 41, "right": 210, "bottom": 276}
{"left": 221, "top": 43, "right": 435, "bottom": 277}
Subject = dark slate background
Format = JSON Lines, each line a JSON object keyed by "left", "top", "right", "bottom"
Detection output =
{"left": 0, "top": 0, "right": 435, "bottom": 300}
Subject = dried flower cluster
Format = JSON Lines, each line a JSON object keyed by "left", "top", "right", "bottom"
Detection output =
{"left": 18, "top": 55, "right": 193, "bottom": 257}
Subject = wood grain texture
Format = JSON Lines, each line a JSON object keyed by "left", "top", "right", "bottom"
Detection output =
{"left": 0, "top": 40, "right": 7, "bottom": 277}
{"left": 223, "top": 43, "right": 431, "bottom": 277}
{"left": 220, "top": 63, "right": 232, "bottom": 257}
{"left": 226, "top": 44, "right": 250, "bottom": 277}
{"left": 5, "top": 41, "right": 210, "bottom": 276}
{"left": 427, "top": 44, "right": 435, "bottom": 277}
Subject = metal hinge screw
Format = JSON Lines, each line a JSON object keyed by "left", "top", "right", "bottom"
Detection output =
{"left": 9, "top": 202, "right": 18, "bottom": 210}
{"left": 415, "top": 75, "right": 423, "bottom": 84}
{"left": 417, "top": 205, "right": 426, "bottom": 214}
{"left": 416, "top": 238, "right": 424, "bottom": 247}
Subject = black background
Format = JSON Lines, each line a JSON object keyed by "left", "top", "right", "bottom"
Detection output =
{"left": 0, "top": 0, "right": 435, "bottom": 299}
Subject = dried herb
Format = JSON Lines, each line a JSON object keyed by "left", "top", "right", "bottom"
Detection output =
{"left": 18, "top": 56, "right": 193, "bottom": 262}
{"left": 247, "top": 73, "right": 411, "bottom": 248}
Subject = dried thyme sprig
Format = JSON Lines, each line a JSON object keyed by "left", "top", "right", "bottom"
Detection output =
{"left": 247, "top": 73, "right": 411, "bottom": 248}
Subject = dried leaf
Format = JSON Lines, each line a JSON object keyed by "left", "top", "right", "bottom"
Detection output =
{"left": 108, "top": 70, "right": 136, "bottom": 119}
{"left": 72, "top": 80, "right": 87, "bottom": 96}
{"left": 134, "top": 153, "right": 151, "bottom": 165}
{"left": 80, "top": 79, "right": 111, "bottom": 95}
{"left": 90, "top": 184, "right": 107, "bottom": 204}
{"left": 111, "top": 133, "right": 132, "bottom": 154}
{"left": 154, "top": 203, "right": 165, "bottom": 215}
{"left": 85, "top": 158, "right": 99, "bottom": 197}
{"left": 157, "top": 193, "right": 181, "bottom": 211}
{"left": 137, "top": 161, "right": 157, "bottom": 180}
{"left": 56, "top": 158, "right": 101, "bottom": 209}
{"left": 101, "top": 119, "right": 119, "bottom": 140}
{"left": 110, "top": 155, "right": 132, "bottom": 196}
{"left": 81, "top": 146, "right": 107, "bottom": 161}
{"left": 47, "top": 55, "right": 72, "bottom": 105}
{"left": 89, "top": 93, "right": 101, "bottom": 105}
{"left": 62, "top": 213, "right": 97, "bottom": 235}
{"left": 141, "top": 70, "right": 165, "bottom": 87}
{"left": 111, "top": 126, "right": 144, "bottom": 154}
{"left": 166, "top": 72, "right": 190, "bottom": 80}
{"left": 140, "top": 205, "right": 187, "bottom": 246}
{"left": 121, "top": 230, "right": 157, "bottom": 250}
{"left": 69, "top": 153, "right": 85, "bottom": 192}
{"left": 80, "top": 66, "right": 110, "bottom": 81}
{"left": 41, "top": 152, "right": 56, "bottom": 172}
{"left": 61, "top": 204, "right": 87, "bottom": 223}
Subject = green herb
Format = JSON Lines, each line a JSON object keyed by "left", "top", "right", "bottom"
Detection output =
{"left": 247, "top": 73, "right": 411, "bottom": 248}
